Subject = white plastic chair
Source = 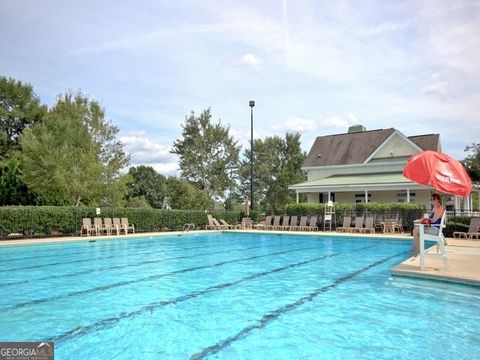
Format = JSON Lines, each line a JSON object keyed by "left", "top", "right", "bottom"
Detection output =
{"left": 418, "top": 211, "right": 449, "bottom": 270}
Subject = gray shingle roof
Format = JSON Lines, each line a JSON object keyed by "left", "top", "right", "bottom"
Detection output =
{"left": 303, "top": 128, "right": 439, "bottom": 167}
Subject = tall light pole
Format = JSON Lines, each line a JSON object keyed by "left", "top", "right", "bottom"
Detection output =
{"left": 249, "top": 100, "right": 255, "bottom": 212}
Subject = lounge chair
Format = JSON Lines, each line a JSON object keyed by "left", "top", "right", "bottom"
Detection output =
{"left": 121, "top": 218, "right": 135, "bottom": 234}
{"left": 206, "top": 214, "right": 218, "bottom": 230}
{"left": 294, "top": 216, "right": 308, "bottom": 231}
{"left": 361, "top": 216, "right": 375, "bottom": 233}
{"left": 418, "top": 211, "right": 449, "bottom": 270}
{"left": 382, "top": 219, "right": 396, "bottom": 234}
{"left": 81, "top": 218, "right": 95, "bottom": 236}
{"left": 94, "top": 217, "right": 109, "bottom": 235}
{"left": 278, "top": 216, "right": 290, "bottom": 230}
{"left": 286, "top": 216, "right": 298, "bottom": 231}
{"left": 220, "top": 219, "right": 234, "bottom": 229}
{"left": 453, "top": 217, "right": 480, "bottom": 239}
{"left": 237, "top": 217, "right": 252, "bottom": 229}
{"left": 211, "top": 218, "right": 227, "bottom": 230}
{"left": 112, "top": 217, "right": 125, "bottom": 234}
{"left": 349, "top": 215, "right": 364, "bottom": 233}
{"left": 306, "top": 216, "right": 318, "bottom": 231}
{"left": 266, "top": 216, "right": 281, "bottom": 230}
{"left": 103, "top": 217, "right": 116, "bottom": 235}
{"left": 336, "top": 216, "right": 351, "bottom": 232}
{"left": 255, "top": 216, "right": 272, "bottom": 230}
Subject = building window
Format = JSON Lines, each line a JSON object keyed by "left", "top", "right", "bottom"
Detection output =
{"left": 355, "top": 194, "right": 371, "bottom": 203}
{"left": 397, "top": 192, "right": 415, "bottom": 203}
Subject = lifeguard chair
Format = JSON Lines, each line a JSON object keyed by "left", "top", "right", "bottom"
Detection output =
{"left": 323, "top": 201, "right": 335, "bottom": 231}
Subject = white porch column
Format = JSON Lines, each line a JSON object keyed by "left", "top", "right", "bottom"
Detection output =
{"left": 296, "top": 192, "right": 299, "bottom": 204}
{"left": 406, "top": 189, "right": 410, "bottom": 203}
{"left": 364, "top": 190, "right": 368, "bottom": 203}
{"left": 454, "top": 196, "right": 460, "bottom": 213}
{"left": 328, "top": 191, "right": 331, "bottom": 203}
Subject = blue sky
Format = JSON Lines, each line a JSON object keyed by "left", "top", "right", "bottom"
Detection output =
{"left": 1, "top": 0, "right": 479, "bottom": 175}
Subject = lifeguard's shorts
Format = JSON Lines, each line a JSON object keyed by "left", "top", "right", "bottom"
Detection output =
{"left": 424, "top": 226, "right": 440, "bottom": 235}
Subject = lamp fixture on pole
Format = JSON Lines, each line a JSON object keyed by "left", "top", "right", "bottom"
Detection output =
{"left": 249, "top": 100, "right": 255, "bottom": 212}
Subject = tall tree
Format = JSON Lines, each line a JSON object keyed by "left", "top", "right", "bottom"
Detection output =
{"left": 0, "top": 158, "right": 36, "bottom": 205}
{"left": 19, "top": 91, "right": 130, "bottom": 206}
{"left": 240, "top": 133, "right": 306, "bottom": 210}
{"left": 166, "top": 176, "right": 211, "bottom": 210}
{"left": 126, "top": 165, "right": 167, "bottom": 208}
{"left": 0, "top": 77, "right": 46, "bottom": 159}
{"left": 464, "top": 142, "right": 480, "bottom": 182}
{"left": 171, "top": 109, "right": 240, "bottom": 203}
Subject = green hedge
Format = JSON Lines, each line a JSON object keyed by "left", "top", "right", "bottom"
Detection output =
{"left": 0, "top": 206, "right": 246, "bottom": 238}
{"left": 285, "top": 202, "right": 425, "bottom": 229}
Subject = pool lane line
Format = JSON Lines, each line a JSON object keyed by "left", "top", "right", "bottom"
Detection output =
{"left": 2, "top": 246, "right": 319, "bottom": 312}
{"left": 0, "top": 236, "right": 324, "bottom": 287}
{"left": 0, "top": 232, "right": 302, "bottom": 273}
{"left": 0, "top": 235, "right": 219, "bottom": 264}
{"left": 189, "top": 250, "right": 408, "bottom": 360}
{"left": 0, "top": 234, "right": 237, "bottom": 267}
{"left": 0, "top": 243, "right": 273, "bottom": 288}
{"left": 47, "top": 250, "right": 345, "bottom": 344}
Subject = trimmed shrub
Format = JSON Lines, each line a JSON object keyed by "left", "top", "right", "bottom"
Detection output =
{"left": 0, "top": 206, "right": 245, "bottom": 239}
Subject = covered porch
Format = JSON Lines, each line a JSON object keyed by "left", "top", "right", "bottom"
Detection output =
{"left": 289, "top": 173, "right": 475, "bottom": 212}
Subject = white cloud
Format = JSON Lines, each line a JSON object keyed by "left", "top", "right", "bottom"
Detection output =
{"left": 120, "top": 131, "right": 179, "bottom": 175}
{"left": 241, "top": 53, "right": 262, "bottom": 72}
{"left": 276, "top": 116, "right": 316, "bottom": 133}
{"left": 320, "top": 116, "right": 351, "bottom": 129}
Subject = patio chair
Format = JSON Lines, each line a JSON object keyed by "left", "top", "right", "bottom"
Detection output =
{"left": 306, "top": 216, "right": 318, "bottom": 231}
{"left": 382, "top": 219, "right": 396, "bottom": 234}
{"left": 219, "top": 219, "right": 233, "bottom": 229}
{"left": 294, "top": 216, "right": 308, "bottom": 231}
{"left": 103, "top": 217, "right": 116, "bottom": 235}
{"left": 286, "top": 216, "right": 298, "bottom": 231}
{"left": 349, "top": 215, "right": 364, "bottom": 233}
{"left": 206, "top": 214, "right": 218, "bottom": 230}
{"left": 94, "top": 217, "right": 109, "bottom": 235}
{"left": 266, "top": 216, "right": 281, "bottom": 230}
{"left": 278, "top": 216, "right": 290, "bottom": 230}
{"left": 453, "top": 217, "right": 480, "bottom": 239}
{"left": 254, "top": 216, "right": 272, "bottom": 230}
{"left": 418, "top": 211, "right": 449, "bottom": 270}
{"left": 112, "top": 217, "right": 125, "bottom": 235}
{"left": 336, "top": 216, "right": 351, "bottom": 232}
{"left": 121, "top": 218, "right": 135, "bottom": 234}
{"left": 237, "top": 217, "right": 253, "bottom": 229}
{"left": 81, "top": 218, "right": 95, "bottom": 236}
{"left": 361, "top": 216, "right": 375, "bottom": 233}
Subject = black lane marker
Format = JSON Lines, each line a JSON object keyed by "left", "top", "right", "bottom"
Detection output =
{"left": 0, "top": 235, "right": 214, "bottom": 264}
{"left": 47, "top": 251, "right": 344, "bottom": 344}
{"left": 1, "top": 233, "right": 280, "bottom": 273}
{"left": 3, "top": 246, "right": 318, "bottom": 312}
{"left": 0, "top": 243, "right": 269, "bottom": 288}
{"left": 190, "top": 250, "right": 407, "bottom": 360}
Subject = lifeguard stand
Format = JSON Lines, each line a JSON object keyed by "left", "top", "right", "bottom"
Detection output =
{"left": 323, "top": 201, "right": 335, "bottom": 231}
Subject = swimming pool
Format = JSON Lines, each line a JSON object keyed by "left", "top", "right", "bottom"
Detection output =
{"left": 1, "top": 233, "right": 479, "bottom": 359}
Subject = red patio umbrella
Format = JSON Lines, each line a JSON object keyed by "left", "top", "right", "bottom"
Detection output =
{"left": 403, "top": 150, "right": 472, "bottom": 197}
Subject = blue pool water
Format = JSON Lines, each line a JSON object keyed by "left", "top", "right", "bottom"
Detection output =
{"left": 1, "top": 233, "right": 479, "bottom": 359}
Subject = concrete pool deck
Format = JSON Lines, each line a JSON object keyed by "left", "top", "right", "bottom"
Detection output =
{"left": 1, "top": 230, "right": 479, "bottom": 286}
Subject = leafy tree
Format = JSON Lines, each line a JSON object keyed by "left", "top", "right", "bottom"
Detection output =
{"left": 464, "top": 142, "right": 480, "bottom": 182}
{"left": 126, "top": 195, "right": 153, "bottom": 208}
{"left": 0, "top": 158, "right": 36, "bottom": 205}
{"left": 240, "top": 133, "right": 306, "bottom": 210}
{"left": 19, "top": 91, "right": 130, "bottom": 206}
{"left": 0, "top": 77, "right": 46, "bottom": 159}
{"left": 166, "top": 176, "right": 211, "bottom": 210}
{"left": 171, "top": 109, "right": 240, "bottom": 203}
{"left": 126, "top": 165, "right": 167, "bottom": 208}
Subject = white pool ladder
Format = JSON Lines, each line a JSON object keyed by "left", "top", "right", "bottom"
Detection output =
{"left": 182, "top": 223, "right": 195, "bottom": 232}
